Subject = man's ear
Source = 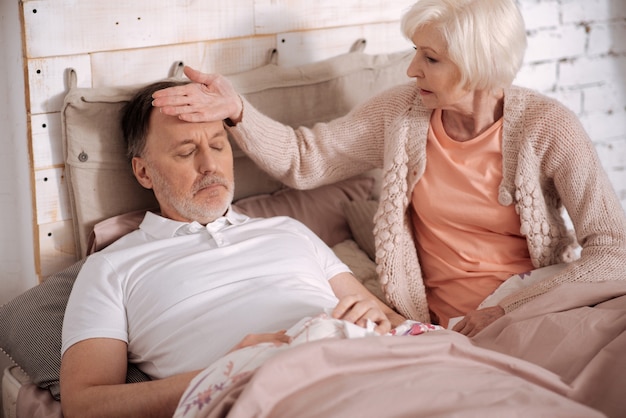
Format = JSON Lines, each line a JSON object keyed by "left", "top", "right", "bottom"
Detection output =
{"left": 132, "top": 157, "right": 153, "bottom": 190}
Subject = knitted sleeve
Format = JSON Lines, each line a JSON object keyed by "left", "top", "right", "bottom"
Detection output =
{"left": 499, "top": 90, "right": 626, "bottom": 312}
{"left": 227, "top": 83, "right": 418, "bottom": 189}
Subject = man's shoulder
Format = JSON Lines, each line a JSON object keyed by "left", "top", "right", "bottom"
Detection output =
{"left": 100, "top": 228, "right": 151, "bottom": 253}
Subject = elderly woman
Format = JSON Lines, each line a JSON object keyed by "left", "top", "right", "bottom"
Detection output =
{"left": 152, "top": 0, "right": 626, "bottom": 335}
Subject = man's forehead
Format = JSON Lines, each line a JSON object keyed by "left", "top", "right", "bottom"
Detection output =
{"left": 148, "top": 110, "right": 226, "bottom": 144}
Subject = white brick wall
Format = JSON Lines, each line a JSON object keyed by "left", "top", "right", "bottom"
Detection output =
{"left": 561, "top": 0, "right": 626, "bottom": 22}
{"left": 516, "top": 0, "right": 626, "bottom": 206}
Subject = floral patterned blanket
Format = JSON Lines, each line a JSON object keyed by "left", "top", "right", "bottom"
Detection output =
{"left": 174, "top": 281, "right": 626, "bottom": 418}
{"left": 174, "top": 314, "right": 441, "bottom": 417}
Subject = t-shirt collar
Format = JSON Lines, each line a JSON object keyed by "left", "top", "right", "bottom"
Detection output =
{"left": 140, "top": 206, "right": 249, "bottom": 239}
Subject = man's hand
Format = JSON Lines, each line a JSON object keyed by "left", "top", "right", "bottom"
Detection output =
{"left": 329, "top": 272, "right": 406, "bottom": 334}
{"left": 452, "top": 305, "right": 505, "bottom": 337}
{"left": 332, "top": 294, "right": 392, "bottom": 335}
{"left": 151, "top": 66, "right": 243, "bottom": 124}
{"left": 228, "top": 330, "right": 292, "bottom": 353}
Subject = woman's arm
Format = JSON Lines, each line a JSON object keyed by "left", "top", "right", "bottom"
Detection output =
{"left": 152, "top": 66, "right": 417, "bottom": 189}
{"left": 500, "top": 97, "right": 626, "bottom": 312}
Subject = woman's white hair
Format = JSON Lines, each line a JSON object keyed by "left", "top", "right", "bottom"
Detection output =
{"left": 401, "top": 0, "right": 527, "bottom": 91}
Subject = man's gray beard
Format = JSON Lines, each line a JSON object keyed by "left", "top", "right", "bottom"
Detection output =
{"left": 151, "top": 168, "right": 234, "bottom": 223}
{"left": 172, "top": 187, "right": 233, "bottom": 223}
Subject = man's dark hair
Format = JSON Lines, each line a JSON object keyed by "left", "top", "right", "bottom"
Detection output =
{"left": 121, "top": 80, "right": 190, "bottom": 160}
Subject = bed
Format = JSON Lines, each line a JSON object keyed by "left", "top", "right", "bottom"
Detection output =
{"left": 1, "top": 47, "right": 625, "bottom": 418}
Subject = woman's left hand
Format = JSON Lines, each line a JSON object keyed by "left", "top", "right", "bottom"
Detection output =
{"left": 452, "top": 305, "right": 505, "bottom": 337}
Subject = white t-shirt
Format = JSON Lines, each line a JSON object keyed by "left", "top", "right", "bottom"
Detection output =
{"left": 62, "top": 209, "right": 350, "bottom": 379}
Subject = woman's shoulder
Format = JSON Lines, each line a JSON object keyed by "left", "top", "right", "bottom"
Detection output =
{"left": 504, "top": 85, "right": 592, "bottom": 158}
{"left": 506, "top": 86, "right": 574, "bottom": 112}
{"left": 505, "top": 85, "right": 581, "bottom": 126}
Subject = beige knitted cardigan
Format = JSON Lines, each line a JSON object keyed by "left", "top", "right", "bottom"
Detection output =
{"left": 229, "top": 82, "right": 626, "bottom": 323}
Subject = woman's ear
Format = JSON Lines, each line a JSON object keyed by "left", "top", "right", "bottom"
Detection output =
{"left": 132, "top": 157, "right": 153, "bottom": 190}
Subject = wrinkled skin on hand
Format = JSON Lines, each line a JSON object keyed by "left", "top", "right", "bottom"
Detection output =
{"left": 332, "top": 294, "right": 394, "bottom": 334}
{"left": 452, "top": 305, "right": 505, "bottom": 337}
{"left": 151, "top": 66, "right": 243, "bottom": 124}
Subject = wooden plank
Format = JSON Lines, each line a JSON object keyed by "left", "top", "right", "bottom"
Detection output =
{"left": 275, "top": 23, "right": 412, "bottom": 67}
{"left": 31, "top": 112, "right": 63, "bottom": 169}
{"left": 90, "top": 36, "right": 276, "bottom": 87}
{"left": 255, "top": 0, "right": 415, "bottom": 33}
{"left": 22, "top": 0, "right": 255, "bottom": 58}
{"left": 27, "top": 55, "right": 91, "bottom": 115}
{"left": 34, "top": 167, "right": 71, "bottom": 225}
{"left": 37, "top": 220, "right": 77, "bottom": 280}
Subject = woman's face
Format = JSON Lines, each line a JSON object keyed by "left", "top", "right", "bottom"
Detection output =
{"left": 406, "top": 25, "right": 473, "bottom": 111}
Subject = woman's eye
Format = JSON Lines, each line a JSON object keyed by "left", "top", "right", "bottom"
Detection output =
{"left": 426, "top": 56, "right": 437, "bottom": 64}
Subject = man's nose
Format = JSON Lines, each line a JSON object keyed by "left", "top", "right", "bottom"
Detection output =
{"left": 197, "top": 149, "right": 217, "bottom": 173}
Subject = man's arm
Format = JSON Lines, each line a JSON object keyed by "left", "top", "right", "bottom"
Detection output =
{"left": 329, "top": 272, "right": 406, "bottom": 334}
{"left": 60, "top": 338, "right": 199, "bottom": 418}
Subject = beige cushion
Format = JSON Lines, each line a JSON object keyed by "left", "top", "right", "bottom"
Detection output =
{"left": 88, "top": 177, "right": 373, "bottom": 254}
{"left": 234, "top": 177, "right": 373, "bottom": 247}
{"left": 227, "top": 49, "right": 412, "bottom": 128}
{"left": 62, "top": 49, "right": 412, "bottom": 258}
{"left": 87, "top": 208, "right": 152, "bottom": 255}
{"left": 342, "top": 199, "right": 379, "bottom": 260}
{"left": 331, "top": 239, "right": 384, "bottom": 302}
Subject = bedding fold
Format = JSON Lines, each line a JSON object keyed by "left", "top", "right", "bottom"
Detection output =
{"left": 174, "top": 281, "right": 626, "bottom": 418}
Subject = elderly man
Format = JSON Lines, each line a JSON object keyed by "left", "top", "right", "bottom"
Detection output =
{"left": 60, "top": 80, "right": 404, "bottom": 418}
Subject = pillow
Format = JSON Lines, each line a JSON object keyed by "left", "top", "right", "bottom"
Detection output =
{"left": 87, "top": 177, "right": 374, "bottom": 254}
{"left": 331, "top": 239, "right": 385, "bottom": 303}
{"left": 87, "top": 208, "right": 156, "bottom": 255}
{"left": 233, "top": 177, "right": 374, "bottom": 247}
{"left": 342, "top": 199, "right": 378, "bottom": 260}
{"left": 0, "top": 260, "right": 150, "bottom": 401}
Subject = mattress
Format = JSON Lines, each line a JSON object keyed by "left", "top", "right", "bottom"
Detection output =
{"left": 2, "top": 366, "right": 30, "bottom": 418}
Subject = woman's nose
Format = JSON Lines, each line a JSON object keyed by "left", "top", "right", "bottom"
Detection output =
{"left": 406, "top": 55, "right": 423, "bottom": 78}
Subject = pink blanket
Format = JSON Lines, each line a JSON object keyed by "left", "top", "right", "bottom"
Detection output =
{"left": 16, "top": 282, "right": 625, "bottom": 417}
{"left": 174, "top": 281, "right": 626, "bottom": 418}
